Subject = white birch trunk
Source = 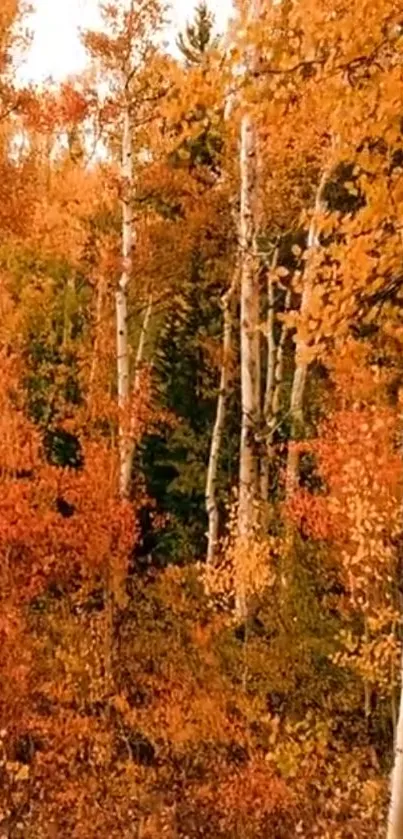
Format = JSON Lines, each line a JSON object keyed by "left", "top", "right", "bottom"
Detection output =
{"left": 128, "top": 293, "right": 154, "bottom": 448}
{"left": 238, "top": 108, "right": 260, "bottom": 539}
{"left": 260, "top": 248, "right": 278, "bottom": 501}
{"left": 387, "top": 648, "right": 403, "bottom": 839}
{"left": 206, "top": 281, "right": 235, "bottom": 564}
{"left": 238, "top": 0, "right": 262, "bottom": 535}
{"left": 261, "top": 286, "right": 291, "bottom": 501}
{"left": 117, "top": 103, "right": 133, "bottom": 498}
{"left": 272, "top": 288, "right": 291, "bottom": 423}
{"left": 236, "top": 0, "right": 262, "bottom": 618}
{"left": 387, "top": 418, "right": 403, "bottom": 839}
{"left": 286, "top": 171, "right": 327, "bottom": 497}
{"left": 89, "top": 274, "right": 106, "bottom": 411}
{"left": 133, "top": 293, "right": 153, "bottom": 394}
{"left": 204, "top": 55, "right": 240, "bottom": 566}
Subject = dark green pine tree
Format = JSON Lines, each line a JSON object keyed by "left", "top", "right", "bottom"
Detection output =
{"left": 176, "top": 2, "right": 218, "bottom": 66}
{"left": 171, "top": 3, "right": 223, "bottom": 174}
{"left": 136, "top": 256, "right": 240, "bottom": 567}
{"left": 131, "top": 4, "right": 232, "bottom": 569}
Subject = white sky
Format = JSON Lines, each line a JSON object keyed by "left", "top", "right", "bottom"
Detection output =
{"left": 20, "top": 0, "right": 233, "bottom": 84}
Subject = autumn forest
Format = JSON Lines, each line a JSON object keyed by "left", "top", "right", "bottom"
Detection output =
{"left": 1, "top": 0, "right": 403, "bottom": 836}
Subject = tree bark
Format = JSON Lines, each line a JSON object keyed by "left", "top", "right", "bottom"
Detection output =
{"left": 129, "top": 292, "right": 154, "bottom": 448}
{"left": 285, "top": 170, "right": 327, "bottom": 497}
{"left": 117, "top": 103, "right": 133, "bottom": 499}
{"left": 238, "top": 109, "right": 260, "bottom": 539}
{"left": 89, "top": 274, "right": 106, "bottom": 410}
{"left": 238, "top": 0, "right": 262, "bottom": 533}
{"left": 271, "top": 288, "right": 291, "bottom": 424}
{"left": 206, "top": 281, "right": 235, "bottom": 564}
{"left": 387, "top": 648, "right": 403, "bottom": 839}
{"left": 260, "top": 247, "right": 278, "bottom": 502}
{"left": 237, "top": 0, "right": 262, "bottom": 618}
{"left": 133, "top": 293, "right": 153, "bottom": 394}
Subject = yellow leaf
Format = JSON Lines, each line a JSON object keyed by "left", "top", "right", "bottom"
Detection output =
{"left": 15, "top": 764, "right": 30, "bottom": 781}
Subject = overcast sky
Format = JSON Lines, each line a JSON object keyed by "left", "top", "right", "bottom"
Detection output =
{"left": 20, "top": 0, "right": 233, "bottom": 84}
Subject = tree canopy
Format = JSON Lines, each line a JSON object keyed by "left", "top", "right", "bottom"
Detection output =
{"left": 0, "top": 1, "right": 402, "bottom": 837}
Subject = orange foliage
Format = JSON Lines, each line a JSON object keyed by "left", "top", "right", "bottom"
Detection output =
{"left": 0, "top": 0, "right": 401, "bottom": 836}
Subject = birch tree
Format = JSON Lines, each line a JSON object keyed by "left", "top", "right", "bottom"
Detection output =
{"left": 285, "top": 170, "right": 328, "bottom": 497}
{"left": 84, "top": 0, "right": 165, "bottom": 498}
{"left": 260, "top": 245, "right": 289, "bottom": 503}
{"left": 117, "top": 101, "right": 133, "bottom": 496}
{"left": 176, "top": 6, "right": 239, "bottom": 564}
{"left": 238, "top": 0, "right": 262, "bottom": 546}
{"left": 206, "top": 281, "right": 235, "bottom": 563}
{"left": 387, "top": 401, "right": 403, "bottom": 839}
{"left": 388, "top": 655, "right": 403, "bottom": 839}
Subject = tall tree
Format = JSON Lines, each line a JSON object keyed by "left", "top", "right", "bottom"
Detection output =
{"left": 389, "top": 650, "right": 403, "bottom": 839}
{"left": 177, "top": 2, "right": 236, "bottom": 565}
{"left": 285, "top": 169, "right": 328, "bottom": 497}
{"left": 84, "top": 0, "right": 166, "bottom": 498}
{"left": 177, "top": 2, "right": 217, "bottom": 66}
{"left": 206, "top": 278, "right": 236, "bottom": 563}
{"left": 237, "top": 0, "right": 262, "bottom": 604}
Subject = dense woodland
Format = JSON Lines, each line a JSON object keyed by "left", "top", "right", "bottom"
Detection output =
{"left": 0, "top": 0, "right": 403, "bottom": 836}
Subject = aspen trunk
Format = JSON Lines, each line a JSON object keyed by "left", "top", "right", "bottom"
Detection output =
{"left": 260, "top": 248, "right": 278, "bottom": 501}
{"left": 89, "top": 274, "right": 106, "bottom": 410}
{"left": 272, "top": 288, "right": 291, "bottom": 424}
{"left": 133, "top": 293, "right": 153, "bottom": 393}
{"left": 206, "top": 281, "right": 235, "bottom": 564}
{"left": 238, "top": 108, "right": 260, "bottom": 539}
{"left": 238, "top": 0, "right": 262, "bottom": 534}
{"left": 237, "top": 0, "right": 262, "bottom": 618}
{"left": 261, "top": 285, "right": 291, "bottom": 502}
{"left": 117, "top": 104, "right": 133, "bottom": 499}
{"left": 286, "top": 171, "right": 327, "bottom": 497}
{"left": 129, "top": 293, "right": 154, "bottom": 447}
{"left": 387, "top": 648, "right": 403, "bottom": 839}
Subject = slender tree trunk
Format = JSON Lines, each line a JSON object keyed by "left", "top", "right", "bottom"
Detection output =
{"left": 133, "top": 293, "right": 153, "bottom": 394}
{"left": 261, "top": 286, "right": 291, "bottom": 502}
{"left": 260, "top": 248, "right": 278, "bottom": 501}
{"left": 286, "top": 170, "right": 328, "bottom": 497}
{"left": 237, "top": 0, "right": 262, "bottom": 618}
{"left": 271, "top": 288, "right": 291, "bottom": 424}
{"left": 206, "top": 281, "right": 235, "bottom": 564}
{"left": 238, "top": 0, "right": 262, "bottom": 534}
{"left": 89, "top": 274, "right": 106, "bottom": 410}
{"left": 392, "top": 619, "right": 398, "bottom": 742}
{"left": 117, "top": 103, "right": 133, "bottom": 499}
{"left": 387, "top": 647, "right": 403, "bottom": 839}
{"left": 238, "top": 108, "right": 260, "bottom": 540}
{"left": 129, "top": 293, "right": 154, "bottom": 448}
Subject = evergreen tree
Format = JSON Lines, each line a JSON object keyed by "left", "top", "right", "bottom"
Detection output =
{"left": 172, "top": 3, "right": 223, "bottom": 175}
{"left": 139, "top": 257, "right": 240, "bottom": 564}
{"left": 176, "top": 2, "right": 218, "bottom": 65}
